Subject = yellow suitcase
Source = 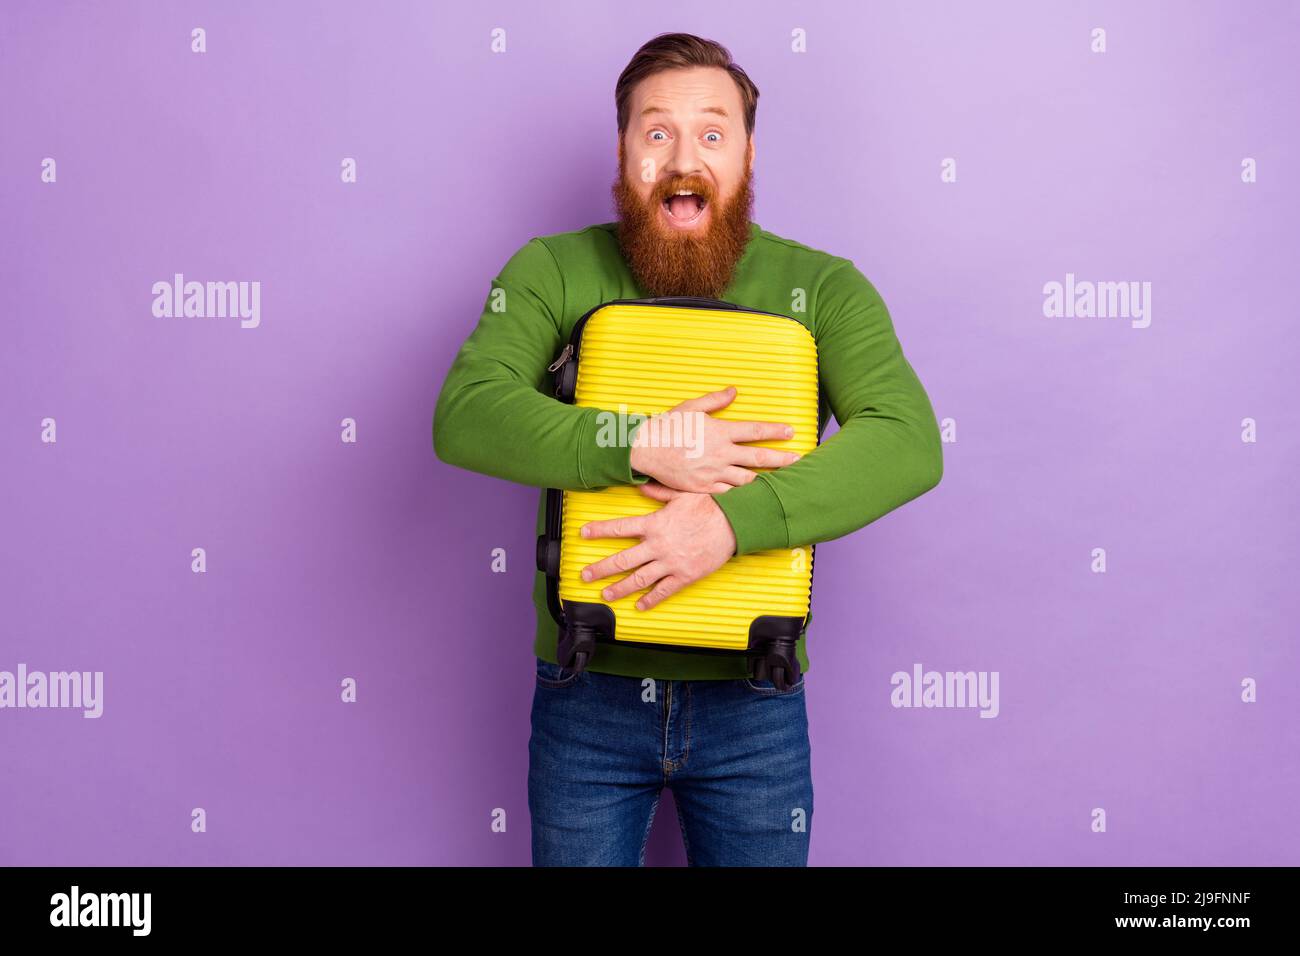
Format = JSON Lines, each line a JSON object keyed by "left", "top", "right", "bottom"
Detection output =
{"left": 536, "top": 297, "right": 819, "bottom": 688}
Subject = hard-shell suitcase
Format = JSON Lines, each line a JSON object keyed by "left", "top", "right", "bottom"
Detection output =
{"left": 535, "top": 296, "right": 819, "bottom": 690}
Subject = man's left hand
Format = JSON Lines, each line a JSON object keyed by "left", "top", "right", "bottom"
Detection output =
{"left": 579, "top": 482, "right": 737, "bottom": 610}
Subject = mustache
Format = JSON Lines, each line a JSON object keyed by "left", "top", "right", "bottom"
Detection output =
{"left": 651, "top": 177, "right": 715, "bottom": 203}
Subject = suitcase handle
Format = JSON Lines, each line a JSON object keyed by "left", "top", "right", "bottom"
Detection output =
{"left": 636, "top": 296, "right": 743, "bottom": 311}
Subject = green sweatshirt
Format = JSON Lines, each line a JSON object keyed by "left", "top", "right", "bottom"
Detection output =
{"left": 433, "top": 221, "right": 943, "bottom": 680}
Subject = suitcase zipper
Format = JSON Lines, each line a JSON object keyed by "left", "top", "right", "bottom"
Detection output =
{"left": 546, "top": 343, "right": 573, "bottom": 373}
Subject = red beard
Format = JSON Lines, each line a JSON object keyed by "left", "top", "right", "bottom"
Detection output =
{"left": 610, "top": 144, "right": 755, "bottom": 299}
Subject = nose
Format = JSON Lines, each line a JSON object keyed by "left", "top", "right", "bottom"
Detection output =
{"left": 663, "top": 138, "right": 705, "bottom": 181}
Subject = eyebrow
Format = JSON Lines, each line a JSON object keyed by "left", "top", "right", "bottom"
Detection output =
{"left": 639, "top": 105, "right": 730, "bottom": 121}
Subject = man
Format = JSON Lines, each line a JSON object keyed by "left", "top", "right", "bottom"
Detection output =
{"left": 433, "top": 33, "right": 943, "bottom": 866}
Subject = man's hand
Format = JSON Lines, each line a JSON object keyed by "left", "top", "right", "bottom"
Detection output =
{"left": 628, "top": 386, "right": 800, "bottom": 494}
{"left": 579, "top": 482, "right": 737, "bottom": 611}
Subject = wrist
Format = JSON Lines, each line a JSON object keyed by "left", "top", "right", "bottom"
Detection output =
{"left": 629, "top": 436, "right": 653, "bottom": 478}
{"left": 710, "top": 476, "right": 787, "bottom": 556}
{"left": 706, "top": 495, "right": 738, "bottom": 556}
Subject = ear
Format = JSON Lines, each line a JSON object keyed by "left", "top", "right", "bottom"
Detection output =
{"left": 746, "top": 136, "right": 755, "bottom": 174}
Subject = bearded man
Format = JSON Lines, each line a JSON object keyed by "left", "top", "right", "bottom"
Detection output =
{"left": 433, "top": 32, "right": 943, "bottom": 867}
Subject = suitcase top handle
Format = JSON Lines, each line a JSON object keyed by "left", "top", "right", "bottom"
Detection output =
{"left": 635, "top": 295, "right": 743, "bottom": 311}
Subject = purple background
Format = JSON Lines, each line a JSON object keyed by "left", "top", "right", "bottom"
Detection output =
{"left": 2, "top": 0, "right": 1297, "bottom": 866}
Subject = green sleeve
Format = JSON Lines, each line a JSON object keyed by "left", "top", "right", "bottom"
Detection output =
{"left": 433, "top": 237, "right": 646, "bottom": 490}
{"left": 712, "top": 259, "right": 944, "bottom": 554}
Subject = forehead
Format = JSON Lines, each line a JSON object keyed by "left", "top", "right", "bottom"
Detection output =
{"left": 629, "top": 66, "right": 742, "bottom": 123}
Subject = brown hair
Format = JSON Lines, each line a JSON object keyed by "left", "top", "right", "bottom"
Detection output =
{"left": 615, "top": 33, "right": 759, "bottom": 138}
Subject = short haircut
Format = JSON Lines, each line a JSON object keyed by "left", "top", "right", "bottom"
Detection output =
{"left": 615, "top": 32, "right": 759, "bottom": 138}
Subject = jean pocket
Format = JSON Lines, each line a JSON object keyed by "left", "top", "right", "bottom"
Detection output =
{"left": 535, "top": 656, "right": 582, "bottom": 689}
{"left": 740, "top": 674, "right": 806, "bottom": 696}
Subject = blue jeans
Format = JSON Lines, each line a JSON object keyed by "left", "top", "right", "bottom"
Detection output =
{"left": 528, "top": 656, "right": 813, "bottom": 866}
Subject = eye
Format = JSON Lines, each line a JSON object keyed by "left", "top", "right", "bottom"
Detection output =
{"left": 648, "top": 129, "right": 668, "bottom": 143}
{"left": 704, "top": 130, "right": 722, "bottom": 143}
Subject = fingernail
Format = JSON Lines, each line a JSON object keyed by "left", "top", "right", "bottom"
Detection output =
{"left": 602, "top": 589, "right": 613, "bottom": 601}
{"left": 581, "top": 569, "right": 591, "bottom": 581}
{"left": 635, "top": 601, "right": 646, "bottom": 611}
{"left": 580, "top": 526, "right": 590, "bottom": 537}
{"left": 785, "top": 426, "right": 795, "bottom": 438}
{"left": 791, "top": 453, "right": 802, "bottom": 462}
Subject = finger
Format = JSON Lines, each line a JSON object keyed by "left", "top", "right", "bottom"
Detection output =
{"left": 707, "top": 481, "right": 737, "bottom": 494}
{"left": 580, "top": 514, "right": 648, "bottom": 540}
{"left": 637, "top": 481, "right": 679, "bottom": 502}
{"left": 581, "top": 541, "right": 656, "bottom": 583}
{"left": 718, "top": 466, "right": 758, "bottom": 487}
{"left": 602, "top": 561, "right": 671, "bottom": 602}
{"left": 723, "top": 419, "right": 795, "bottom": 443}
{"left": 635, "top": 574, "right": 686, "bottom": 611}
{"left": 729, "top": 445, "right": 802, "bottom": 469}
{"left": 675, "top": 386, "right": 737, "bottom": 414}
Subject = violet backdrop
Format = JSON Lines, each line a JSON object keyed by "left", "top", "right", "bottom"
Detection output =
{"left": 2, "top": 0, "right": 1297, "bottom": 866}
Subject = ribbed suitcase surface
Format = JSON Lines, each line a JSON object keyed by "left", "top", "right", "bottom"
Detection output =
{"left": 558, "top": 301, "right": 819, "bottom": 652}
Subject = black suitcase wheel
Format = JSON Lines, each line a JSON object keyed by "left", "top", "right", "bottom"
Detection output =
{"left": 536, "top": 534, "right": 560, "bottom": 577}
{"left": 557, "top": 622, "right": 598, "bottom": 673}
{"left": 751, "top": 640, "right": 801, "bottom": 691}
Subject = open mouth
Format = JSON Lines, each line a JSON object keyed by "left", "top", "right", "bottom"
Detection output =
{"left": 661, "top": 189, "right": 709, "bottom": 227}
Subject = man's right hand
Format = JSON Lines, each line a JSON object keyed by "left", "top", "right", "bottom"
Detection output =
{"left": 627, "top": 386, "right": 801, "bottom": 494}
